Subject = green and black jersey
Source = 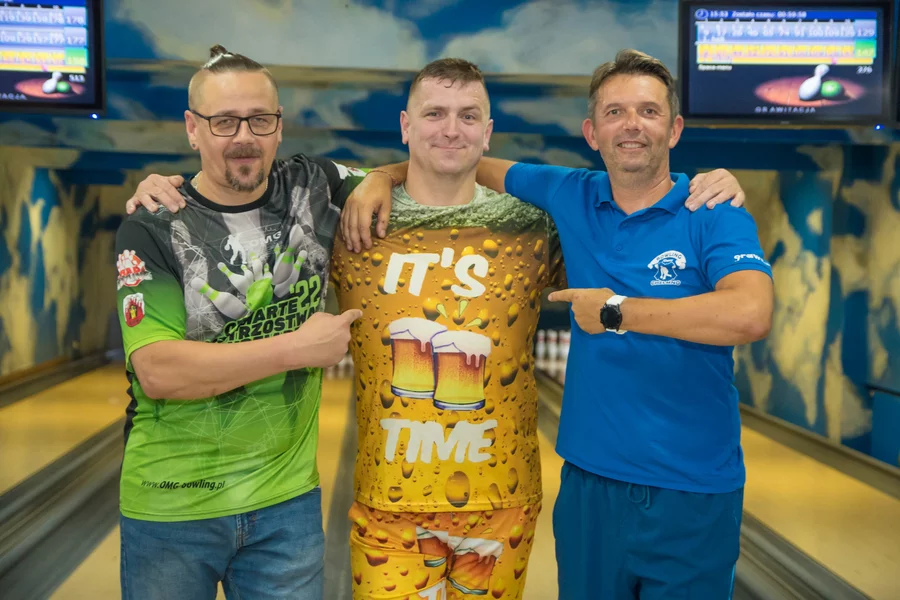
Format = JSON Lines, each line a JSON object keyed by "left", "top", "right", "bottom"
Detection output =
{"left": 115, "top": 154, "right": 359, "bottom": 521}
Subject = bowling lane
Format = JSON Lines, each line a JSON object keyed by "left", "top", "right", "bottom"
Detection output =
{"left": 49, "top": 377, "right": 356, "bottom": 600}
{"left": 0, "top": 362, "right": 129, "bottom": 495}
{"left": 50, "top": 374, "right": 566, "bottom": 599}
{"left": 522, "top": 424, "right": 563, "bottom": 599}
{"left": 741, "top": 426, "right": 900, "bottom": 600}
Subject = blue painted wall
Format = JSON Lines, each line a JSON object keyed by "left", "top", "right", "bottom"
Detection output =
{"left": 0, "top": 0, "right": 898, "bottom": 466}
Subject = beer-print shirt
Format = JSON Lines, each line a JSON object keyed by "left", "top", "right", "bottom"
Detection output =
{"left": 331, "top": 183, "right": 565, "bottom": 513}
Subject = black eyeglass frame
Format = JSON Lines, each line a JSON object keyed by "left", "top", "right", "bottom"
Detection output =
{"left": 190, "top": 110, "right": 283, "bottom": 137}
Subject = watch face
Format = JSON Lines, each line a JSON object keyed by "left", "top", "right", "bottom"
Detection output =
{"left": 602, "top": 304, "right": 621, "bottom": 330}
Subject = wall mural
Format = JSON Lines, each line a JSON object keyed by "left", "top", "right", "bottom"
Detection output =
{"left": 0, "top": 0, "right": 898, "bottom": 466}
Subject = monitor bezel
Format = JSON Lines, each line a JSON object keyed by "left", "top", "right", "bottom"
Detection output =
{"left": 677, "top": 0, "right": 896, "bottom": 127}
{"left": 0, "top": 0, "right": 107, "bottom": 116}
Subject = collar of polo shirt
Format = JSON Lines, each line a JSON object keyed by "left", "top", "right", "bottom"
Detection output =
{"left": 594, "top": 173, "right": 690, "bottom": 214}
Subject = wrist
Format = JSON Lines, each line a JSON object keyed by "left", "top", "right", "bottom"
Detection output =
{"left": 280, "top": 329, "right": 311, "bottom": 370}
{"left": 376, "top": 161, "right": 409, "bottom": 185}
{"left": 367, "top": 169, "right": 399, "bottom": 187}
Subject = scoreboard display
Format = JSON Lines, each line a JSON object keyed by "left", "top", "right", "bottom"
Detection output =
{"left": 0, "top": 0, "right": 105, "bottom": 114}
{"left": 678, "top": 1, "right": 894, "bottom": 125}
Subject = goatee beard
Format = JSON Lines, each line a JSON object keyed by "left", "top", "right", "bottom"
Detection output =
{"left": 226, "top": 165, "right": 265, "bottom": 192}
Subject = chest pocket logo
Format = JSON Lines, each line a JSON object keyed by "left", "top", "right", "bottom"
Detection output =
{"left": 648, "top": 250, "right": 686, "bottom": 286}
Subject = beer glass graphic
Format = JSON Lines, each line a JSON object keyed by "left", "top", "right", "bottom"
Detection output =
{"left": 431, "top": 331, "right": 491, "bottom": 411}
{"left": 416, "top": 527, "right": 451, "bottom": 567}
{"left": 447, "top": 538, "right": 503, "bottom": 595}
{"left": 389, "top": 318, "right": 447, "bottom": 399}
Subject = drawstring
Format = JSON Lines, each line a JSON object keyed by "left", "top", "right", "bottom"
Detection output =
{"left": 627, "top": 482, "right": 651, "bottom": 510}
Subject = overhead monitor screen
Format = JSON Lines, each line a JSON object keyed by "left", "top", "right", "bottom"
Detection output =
{"left": 678, "top": 2, "right": 894, "bottom": 124}
{"left": 0, "top": 0, "right": 105, "bottom": 114}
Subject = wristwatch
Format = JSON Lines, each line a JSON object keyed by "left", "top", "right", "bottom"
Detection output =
{"left": 600, "top": 295, "right": 627, "bottom": 334}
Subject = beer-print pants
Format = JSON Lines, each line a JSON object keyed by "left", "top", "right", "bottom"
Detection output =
{"left": 348, "top": 500, "right": 541, "bottom": 600}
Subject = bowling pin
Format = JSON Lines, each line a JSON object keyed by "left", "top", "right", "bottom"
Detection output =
{"left": 547, "top": 330, "right": 559, "bottom": 361}
{"left": 533, "top": 330, "right": 545, "bottom": 372}
{"left": 218, "top": 262, "right": 253, "bottom": 295}
{"left": 42, "top": 71, "right": 62, "bottom": 93}
{"left": 559, "top": 330, "right": 570, "bottom": 361}
{"left": 272, "top": 244, "right": 295, "bottom": 284}
{"left": 273, "top": 250, "right": 307, "bottom": 298}
{"left": 798, "top": 64, "right": 829, "bottom": 101}
{"left": 273, "top": 224, "right": 304, "bottom": 284}
{"left": 545, "top": 356, "right": 557, "bottom": 379}
{"left": 190, "top": 278, "right": 248, "bottom": 319}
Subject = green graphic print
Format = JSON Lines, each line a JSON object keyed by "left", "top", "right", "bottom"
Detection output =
{"left": 116, "top": 155, "right": 354, "bottom": 521}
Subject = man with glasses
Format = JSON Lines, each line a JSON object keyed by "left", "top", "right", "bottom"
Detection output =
{"left": 114, "top": 45, "right": 363, "bottom": 600}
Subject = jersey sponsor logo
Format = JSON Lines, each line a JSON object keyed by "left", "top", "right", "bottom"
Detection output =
{"left": 223, "top": 231, "right": 282, "bottom": 266}
{"left": 123, "top": 293, "right": 145, "bottom": 327}
{"left": 117, "top": 250, "right": 153, "bottom": 289}
{"left": 648, "top": 250, "right": 686, "bottom": 286}
{"left": 224, "top": 235, "right": 250, "bottom": 265}
{"left": 734, "top": 253, "right": 770, "bottom": 267}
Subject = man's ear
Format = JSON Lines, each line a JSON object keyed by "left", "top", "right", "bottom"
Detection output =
{"left": 400, "top": 111, "right": 410, "bottom": 145}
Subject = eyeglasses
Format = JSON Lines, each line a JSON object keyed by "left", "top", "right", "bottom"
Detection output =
{"left": 191, "top": 110, "right": 282, "bottom": 137}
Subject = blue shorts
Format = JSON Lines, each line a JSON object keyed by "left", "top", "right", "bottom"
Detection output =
{"left": 552, "top": 462, "right": 743, "bottom": 600}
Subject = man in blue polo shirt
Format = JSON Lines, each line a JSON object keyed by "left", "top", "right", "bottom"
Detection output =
{"left": 477, "top": 49, "right": 774, "bottom": 599}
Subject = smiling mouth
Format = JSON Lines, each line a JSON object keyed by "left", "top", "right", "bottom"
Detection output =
{"left": 617, "top": 142, "right": 646, "bottom": 149}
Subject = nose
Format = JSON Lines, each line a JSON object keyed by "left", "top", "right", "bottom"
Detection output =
{"left": 233, "top": 119, "right": 255, "bottom": 143}
{"left": 623, "top": 108, "right": 641, "bottom": 130}
{"left": 442, "top": 117, "right": 460, "bottom": 138}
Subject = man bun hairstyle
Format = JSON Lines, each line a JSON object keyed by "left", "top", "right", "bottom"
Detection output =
{"left": 188, "top": 44, "right": 278, "bottom": 109}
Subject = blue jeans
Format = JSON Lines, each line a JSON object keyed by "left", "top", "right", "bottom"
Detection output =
{"left": 120, "top": 487, "right": 324, "bottom": 600}
{"left": 552, "top": 462, "right": 743, "bottom": 600}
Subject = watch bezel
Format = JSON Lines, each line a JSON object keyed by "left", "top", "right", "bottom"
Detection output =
{"left": 601, "top": 302, "right": 623, "bottom": 331}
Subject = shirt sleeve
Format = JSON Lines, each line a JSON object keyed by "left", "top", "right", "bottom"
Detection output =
{"left": 698, "top": 205, "right": 773, "bottom": 287}
{"left": 115, "top": 218, "right": 187, "bottom": 371}
{"left": 304, "top": 155, "right": 366, "bottom": 210}
{"left": 504, "top": 162, "right": 578, "bottom": 216}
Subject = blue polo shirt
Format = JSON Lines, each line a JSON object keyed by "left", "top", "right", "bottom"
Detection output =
{"left": 506, "top": 163, "right": 772, "bottom": 493}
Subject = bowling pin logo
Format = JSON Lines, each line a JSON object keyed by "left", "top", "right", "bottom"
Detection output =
{"left": 798, "top": 64, "right": 829, "bottom": 101}
{"left": 191, "top": 224, "right": 310, "bottom": 320}
{"left": 123, "top": 293, "right": 145, "bottom": 327}
{"left": 648, "top": 250, "right": 686, "bottom": 286}
{"left": 40, "top": 71, "right": 72, "bottom": 95}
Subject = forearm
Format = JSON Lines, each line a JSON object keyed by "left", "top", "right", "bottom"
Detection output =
{"left": 134, "top": 334, "right": 302, "bottom": 400}
{"left": 476, "top": 157, "right": 516, "bottom": 194}
{"left": 372, "top": 161, "right": 409, "bottom": 184}
{"left": 621, "top": 290, "right": 771, "bottom": 346}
